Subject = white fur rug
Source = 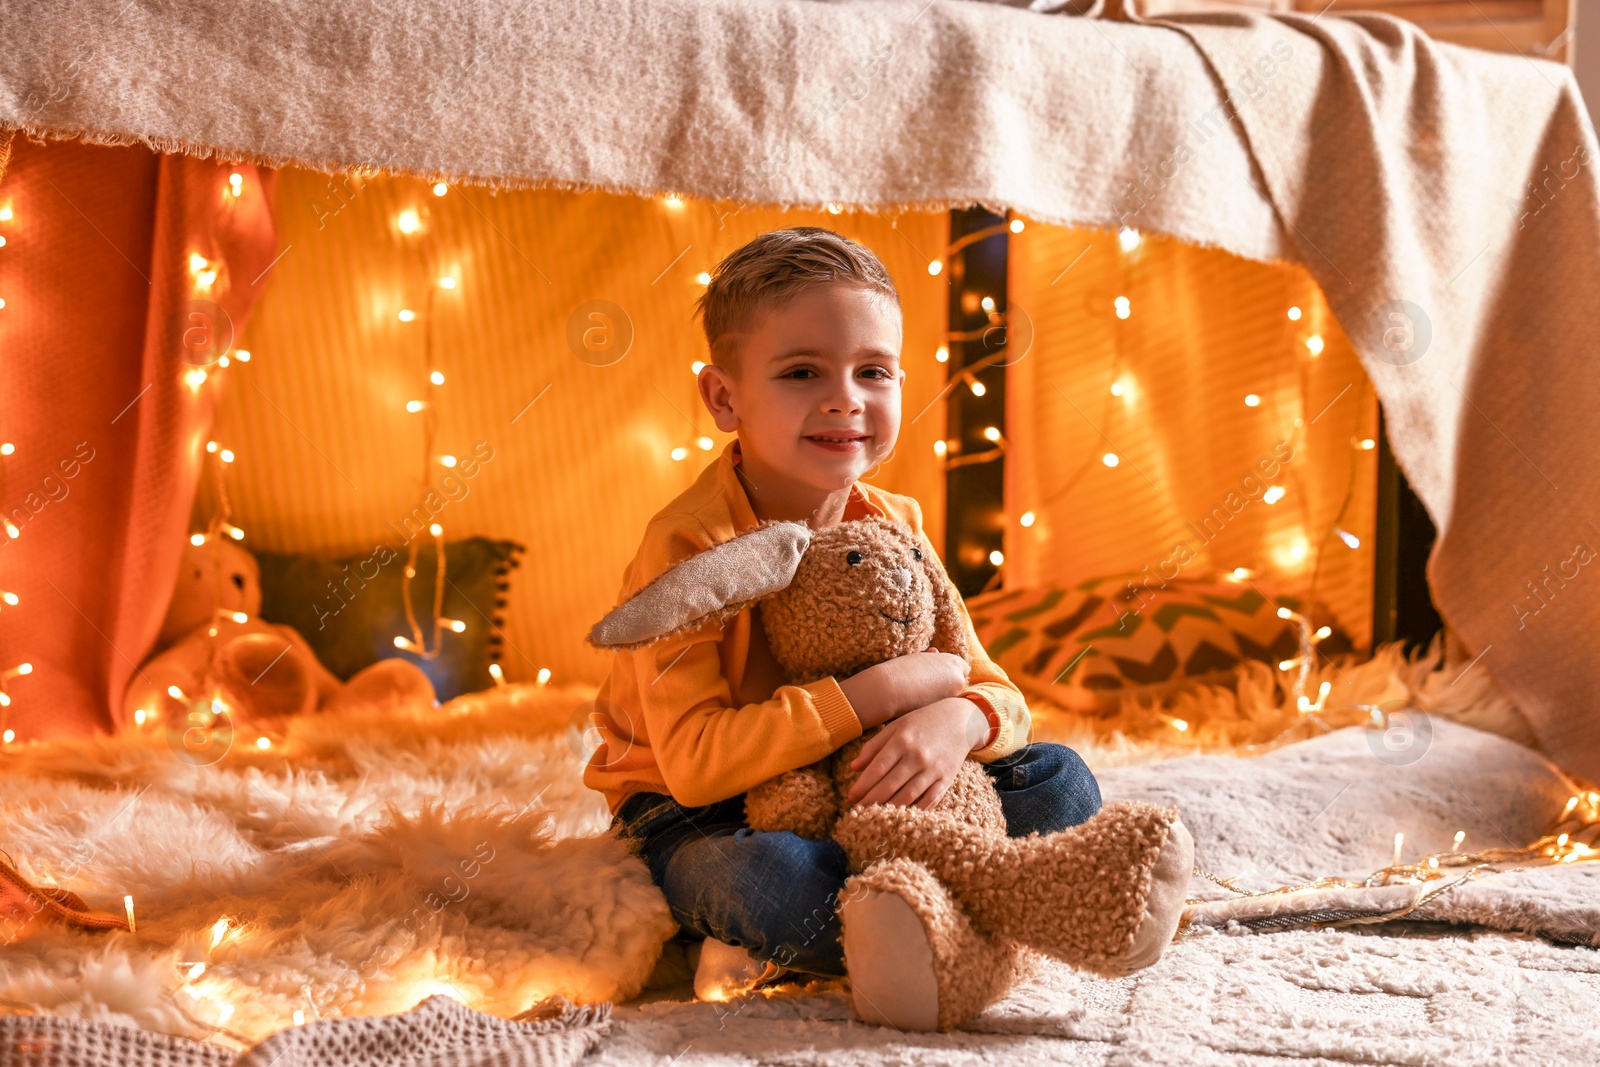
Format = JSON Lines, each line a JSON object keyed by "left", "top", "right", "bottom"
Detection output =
{"left": 2, "top": 645, "right": 1598, "bottom": 1064}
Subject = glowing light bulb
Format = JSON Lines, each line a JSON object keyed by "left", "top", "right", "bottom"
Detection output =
{"left": 1010, "top": 219, "right": 1025, "bottom": 233}
{"left": 185, "top": 368, "right": 209, "bottom": 389}
{"left": 230, "top": 611, "right": 248, "bottom": 624}
{"left": 168, "top": 685, "right": 186, "bottom": 700}
{"left": 2, "top": 730, "right": 12, "bottom": 744}
{"left": 235, "top": 349, "right": 251, "bottom": 363}
{"left": 1306, "top": 335, "right": 1325, "bottom": 356}
{"left": 697, "top": 436, "right": 713, "bottom": 450}
{"left": 983, "top": 426, "right": 1001, "bottom": 442}
{"left": 1110, "top": 381, "right": 1124, "bottom": 397}
{"left": 981, "top": 296, "right": 995, "bottom": 313}
{"left": 134, "top": 708, "right": 147, "bottom": 725}
{"left": 190, "top": 533, "right": 207, "bottom": 547}
{"left": 1357, "top": 438, "right": 1376, "bottom": 450}
{"left": 1118, "top": 227, "right": 1141, "bottom": 251}
{"left": 1336, "top": 528, "right": 1361, "bottom": 549}
{"left": 406, "top": 400, "right": 426, "bottom": 413}
{"left": 430, "top": 370, "right": 445, "bottom": 385}
{"left": 1230, "top": 567, "right": 1253, "bottom": 581}
{"left": 443, "top": 618, "right": 467, "bottom": 633}
{"left": 1114, "top": 296, "right": 1131, "bottom": 319}
{"left": 1276, "top": 607, "right": 1294, "bottom": 620}
{"left": 218, "top": 355, "right": 230, "bottom": 368}
{"left": 1263, "top": 486, "right": 1286, "bottom": 504}
{"left": 928, "top": 260, "right": 943, "bottom": 276}
{"left": 206, "top": 441, "right": 219, "bottom": 453}
{"left": 692, "top": 360, "right": 706, "bottom": 374}
{"left": 0, "top": 237, "right": 5, "bottom": 247}
{"left": 988, "top": 550, "right": 1004, "bottom": 566}
{"left": 1287, "top": 306, "right": 1302, "bottom": 321}
{"left": 219, "top": 449, "right": 234, "bottom": 463}
{"left": 211, "top": 918, "right": 230, "bottom": 947}
{"left": 0, "top": 444, "right": 10, "bottom": 458}
{"left": 432, "top": 182, "right": 448, "bottom": 196}
{"left": 827, "top": 202, "right": 843, "bottom": 214}
{"left": 1019, "top": 511, "right": 1035, "bottom": 527}
{"left": 537, "top": 667, "right": 552, "bottom": 684}
{"left": 1453, "top": 830, "right": 1466, "bottom": 849}
{"left": 440, "top": 455, "right": 457, "bottom": 468}
{"left": 397, "top": 309, "right": 416, "bottom": 322}
{"left": 695, "top": 271, "right": 711, "bottom": 285}
{"left": 1315, "top": 625, "right": 1332, "bottom": 639}
{"left": 662, "top": 193, "right": 683, "bottom": 208}
{"left": 187, "top": 962, "right": 207, "bottom": 981}
{"left": 228, "top": 173, "right": 243, "bottom": 197}
{"left": 396, "top": 209, "right": 422, "bottom": 234}
{"left": 1102, "top": 453, "right": 1119, "bottom": 467}
{"left": 933, "top": 440, "right": 947, "bottom": 457}
{"left": 1393, "top": 832, "right": 1404, "bottom": 866}
{"left": 438, "top": 276, "right": 457, "bottom": 289}
{"left": 429, "top": 523, "right": 443, "bottom": 537}
{"left": 0, "top": 207, "right": 12, "bottom": 222}
{"left": 4, "top": 593, "right": 19, "bottom": 607}
{"left": 1171, "top": 718, "right": 1189, "bottom": 732}
{"left": 488, "top": 663, "right": 505, "bottom": 685}
{"left": 293, "top": 1009, "right": 304, "bottom": 1026}
{"left": 125, "top": 896, "right": 136, "bottom": 932}
{"left": 934, "top": 345, "right": 948, "bottom": 363}
{"left": 671, "top": 446, "right": 689, "bottom": 461}
{"left": 969, "top": 380, "right": 986, "bottom": 397}
{"left": 217, "top": 1005, "right": 235, "bottom": 1024}
{"left": 1244, "top": 394, "right": 1261, "bottom": 407}
{"left": 394, "top": 635, "right": 417, "bottom": 651}
{"left": 5, "top": 523, "right": 18, "bottom": 539}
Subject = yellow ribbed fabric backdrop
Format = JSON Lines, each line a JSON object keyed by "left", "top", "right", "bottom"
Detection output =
{"left": 218, "top": 171, "right": 1375, "bottom": 692}
{"left": 218, "top": 171, "right": 952, "bottom": 688}
{"left": 1006, "top": 223, "right": 1377, "bottom": 651}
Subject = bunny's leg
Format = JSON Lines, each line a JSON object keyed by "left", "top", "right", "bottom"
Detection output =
{"left": 839, "top": 858, "right": 1026, "bottom": 1032}
{"left": 834, "top": 799, "right": 1194, "bottom": 978}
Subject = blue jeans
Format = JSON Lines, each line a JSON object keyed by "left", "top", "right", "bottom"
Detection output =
{"left": 608, "top": 742, "right": 1102, "bottom": 979}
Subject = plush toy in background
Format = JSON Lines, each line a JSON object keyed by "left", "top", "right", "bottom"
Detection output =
{"left": 125, "top": 538, "right": 436, "bottom": 734}
{"left": 588, "top": 516, "right": 1195, "bottom": 1031}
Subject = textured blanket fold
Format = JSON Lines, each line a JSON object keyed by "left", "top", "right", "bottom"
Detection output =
{"left": 2, "top": 0, "right": 1597, "bottom": 780}
{"left": 0, "top": 993, "right": 611, "bottom": 1067}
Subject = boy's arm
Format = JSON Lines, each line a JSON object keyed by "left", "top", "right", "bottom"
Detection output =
{"left": 623, "top": 516, "right": 865, "bottom": 808}
{"left": 906, "top": 498, "right": 1031, "bottom": 763}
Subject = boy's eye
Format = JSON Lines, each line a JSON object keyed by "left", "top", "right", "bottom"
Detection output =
{"left": 846, "top": 551, "right": 863, "bottom": 565}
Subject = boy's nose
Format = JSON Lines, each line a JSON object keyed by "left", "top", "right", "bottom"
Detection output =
{"left": 890, "top": 566, "right": 913, "bottom": 593}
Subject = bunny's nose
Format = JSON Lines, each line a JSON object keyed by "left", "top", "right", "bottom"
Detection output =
{"left": 890, "top": 566, "right": 913, "bottom": 594}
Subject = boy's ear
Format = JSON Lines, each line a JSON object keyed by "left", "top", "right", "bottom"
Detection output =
{"left": 587, "top": 520, "right": 814, "bottom": 650}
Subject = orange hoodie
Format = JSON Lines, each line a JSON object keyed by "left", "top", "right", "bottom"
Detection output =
{"left": 582, "top": 439, "right": 1032, "bottom": 814}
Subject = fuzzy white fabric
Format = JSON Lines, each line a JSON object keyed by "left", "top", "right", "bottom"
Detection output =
{"left": 2, "top": 650, "right": 1598, "bottom": 1062}
{"left": 0, "top": 685, "right": 673, "bottom": 1047}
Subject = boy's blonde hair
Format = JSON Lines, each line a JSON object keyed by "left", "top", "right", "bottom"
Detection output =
{"left": 693, "top": 227, "right": 901, "bottom": 376}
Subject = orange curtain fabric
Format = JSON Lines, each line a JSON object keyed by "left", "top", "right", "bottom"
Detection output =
{"left": 0, "top": 136, "right": 277, "bottom": 740}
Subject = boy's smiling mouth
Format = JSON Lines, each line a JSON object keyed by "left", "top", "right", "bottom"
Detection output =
{"left": 804, "top": 430, "right": 870, "bottom": 453}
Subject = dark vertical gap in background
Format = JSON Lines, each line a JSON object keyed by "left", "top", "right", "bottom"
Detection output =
{"left": 1370, "top": 405, "right": 1443, "bottom": 654}
{"left": 944, "top": 208, "right": 1008, "bottom": 598}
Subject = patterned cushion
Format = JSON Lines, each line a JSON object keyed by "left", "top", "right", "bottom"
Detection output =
{"left": 967, "top": 575, "right": 1356, "bottom": 714}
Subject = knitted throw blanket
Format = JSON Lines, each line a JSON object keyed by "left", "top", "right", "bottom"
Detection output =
{"left": 0, "top": 993, "right": 611, "bottom": 1067}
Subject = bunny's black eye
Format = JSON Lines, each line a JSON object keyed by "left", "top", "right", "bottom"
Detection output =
{"left": 912, "top": 548, "right": 922, "bottom": 561}
{"left": 846, "top": 550, "right": 864, "bottom": 565}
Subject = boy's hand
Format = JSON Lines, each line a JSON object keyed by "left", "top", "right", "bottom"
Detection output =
{"left": 844, "top": 696, "right": 992, "bottom": 810}
{"left": 838, "top": 650, "right": 971, "bottom": 729}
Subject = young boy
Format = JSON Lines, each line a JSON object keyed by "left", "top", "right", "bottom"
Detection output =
{"left": 582, "top": 226, "right": 1103, "bottom": 1015}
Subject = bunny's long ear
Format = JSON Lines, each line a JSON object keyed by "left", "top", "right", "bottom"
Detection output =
{"left": 587, "top": 520, "right": 814, "bottom": 651}
{"left": 917, "top": 533, "right": 971, "bottom": 660}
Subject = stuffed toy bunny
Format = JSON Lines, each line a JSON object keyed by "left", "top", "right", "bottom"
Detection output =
{"left": 588, "top": 515, "right": 1195, "bottom": 1031}
{"left": 125, "top": 538, "right": 436, "bottom": 737}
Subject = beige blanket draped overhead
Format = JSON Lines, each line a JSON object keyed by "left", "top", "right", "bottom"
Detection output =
{"left": 2, "top": 0, "right": 1597, "bottom": 783}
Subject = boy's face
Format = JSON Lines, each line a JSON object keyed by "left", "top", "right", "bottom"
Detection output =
{"left": 700, "top": 283, "right": 905, "bottom": 493}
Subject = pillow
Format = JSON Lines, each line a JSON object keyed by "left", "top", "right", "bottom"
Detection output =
{"left": 967, "top": 574, "right": 1356, "bottom": 715}
{"left": 255, "top": 537, "right": 524, "bottom": 702}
